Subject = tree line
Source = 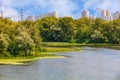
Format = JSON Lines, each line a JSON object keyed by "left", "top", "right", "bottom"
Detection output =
{"left": 38, "top": 16, "right": 120, "bottom": 43}
{"left": 0, "top": 17, "right": 120, "bottom": 57}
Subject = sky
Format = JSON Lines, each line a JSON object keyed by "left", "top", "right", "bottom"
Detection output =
{"left": 0, "top": 0, "right": 120, "bottom": 20}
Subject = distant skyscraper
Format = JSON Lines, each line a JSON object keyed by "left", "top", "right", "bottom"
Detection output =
{"left": 52, "top": 12, "right": 58, "bottom": 17}
{"left": 113, "top": 11, "right": 120, "bottom": 20}
{"left": 89, "top": 15, "right": 96, "bottom": 20}
{"left": 27, "top": 16, "right": 34, "bottom": 21}
{"left": 101, "top": 9, "right": 112, "bottom": 21}
{"left": 81, "top": 10, "right": 89, "bottom": 18}
{"left": 106, "top": 10, "right": 110, "bottom": 16}
{"left": 35, "top": 12, "right": 58, "bottom": 20}
{"left": 45, "top": 12, "right": 58, "bottom": 17}
{"left": 101, "top": 10, "right": 106, "bottom": 17}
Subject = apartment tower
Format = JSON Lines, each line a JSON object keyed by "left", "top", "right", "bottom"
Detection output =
{"left": 81, "top": 10, "right": 89, "bottom": 18}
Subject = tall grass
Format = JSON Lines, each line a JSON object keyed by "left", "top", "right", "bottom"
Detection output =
{"left": 41, "top": 42, "right": 86, "bottom": 47}
{"left": 43, "top": 47, "right": 81, "bottom": 52}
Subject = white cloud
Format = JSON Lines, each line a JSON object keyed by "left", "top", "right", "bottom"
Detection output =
{"left": 0, "top": 0, "right": 120, "bottom": 19}
{"left": 35, "top": 0, "right": 80, "bottom": 18}
{"left": 0, "top": 7, "right": 19, "bottom": 18}
{"left": 3, "top": 8, "right": 19, "bottom": 17}
{"left": 0, "top": 0, "right": 13, "bottom": 7}
{"left": 0, "top": 0, "right": 80, "bottom": 19}
{"left": 83, "top": 0, "right": 120, "bottom": 12}
{"left": 81, "top": 0, "right": 120, "bottom": 17}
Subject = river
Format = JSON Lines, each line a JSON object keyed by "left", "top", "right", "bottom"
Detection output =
{"left": 0, "top": 47, "right": 120, "bottom": 80}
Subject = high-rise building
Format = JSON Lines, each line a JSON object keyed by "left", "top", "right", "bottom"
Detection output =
{"left": 35, "top": 12, "right": 58, "bottom": 20}
{"left": 106, "top": 10, "right": 110, "bottom": 16}
{"left": 52, "top": 12, "right": 58, "bottom": 17}
{"left": 101, "top": 9, "right": 112, "bottom": 21}
{"left": 45, "top": 12, "right": 58, "bottom": 17}
{"left": 101, "top": 10, "right": 106, "bottom": 17}
{"left": 81, "top": 10, "right": 89, "bottom": 18}
{"left": 27, "top": 16, "right": 34, "bottom": 21}
{"left": 101, "top": 10, "right": 111, "bottom": 17}
{"left": 113, "top": 11, "right": 120, "bottom": 20}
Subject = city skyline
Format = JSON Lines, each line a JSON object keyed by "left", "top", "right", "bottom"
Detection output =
{"left": 81, "top": 9, "right": 120, "bottom": 21}
{"left": 1, "top": 9, "right": 120, "bottom": 21}
{"left": 0, "top": 0, "right": 120, "bottom": 19}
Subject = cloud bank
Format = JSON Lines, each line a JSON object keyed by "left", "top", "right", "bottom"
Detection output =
{"left": 0, "top": 0, "right": 120, "bottom": 19}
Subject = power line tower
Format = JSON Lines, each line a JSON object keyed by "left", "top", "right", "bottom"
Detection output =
{"left": 21, "top": 9, "right": 23, "bottom": 21}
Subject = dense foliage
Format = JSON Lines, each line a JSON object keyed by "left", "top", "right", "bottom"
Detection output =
{"left": 0, "top": 18, "right": 42, "bottom": 57}
{"left": 38, "top": 17, "right": 120, "bottom": 44}
{"left": 0, "top": 17, "right": 120, "bottom": 57}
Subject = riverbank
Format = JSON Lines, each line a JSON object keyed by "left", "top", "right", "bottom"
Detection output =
{"left": 0, "top": 55, "right": 66, "bottom": 65}
{"left": 41, "top": 42, "right": 120, "bottom": 50}
{"left": 86, "top": 44, "right": 120, "bottom": 50}
{"left": 0, "top": 42, "right": 120, "bottom": 65}
{"left": 41, "top": 42, "right": 120, "bottom": 49}
{"left": 0, "top": 44, "right": 81, "bottom": 65}
{"left": 0, "top": 52, "right": 67, "bottom": 65}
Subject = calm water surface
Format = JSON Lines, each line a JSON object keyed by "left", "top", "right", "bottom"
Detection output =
{"left": 0, "top": 47, "right": 120, "bottom": 80}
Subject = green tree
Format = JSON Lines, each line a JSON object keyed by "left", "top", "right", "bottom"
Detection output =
{"left": 105, "top": 20, "right": 120, "bottom": 44}
{"left": 37, "top": 17, "right": 59, "bottom": 42}
{"left": 58, "top": 17, "right": 76, "bottom": 42}
{"left": 76, "top": 24, "right": 92, "bottom": 43}
{"left": 0, "top": 33, "right": 10, "bottom": 57}
{"left": 21, "top": 20, "right": 42, "bottom": 49}
{"left": 75, "top": 18, "right": 93, "bottom": 43}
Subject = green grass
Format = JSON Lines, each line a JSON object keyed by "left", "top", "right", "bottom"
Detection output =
{"left": 86, "top": 43, "right": 120, "bottom": 50}
{"left": 0, "top": 42, "right": 82, "bottom": 65}
{"left": 41, "top": 42, "right": 120, "bottom": 50}
{"left": 0, "top": 52, "right": 65, "bottom": 65}
{"left": 1, "top": 42, "right": 119, "bottom": 65}
{"left": 43, "top": 47, "right": 81, "bottom": 52}
{"left": 41, "top": 42, "right": 82, "bottom": 52}
{"left": 41, "top": 42, "right": 86, "bottom": 47}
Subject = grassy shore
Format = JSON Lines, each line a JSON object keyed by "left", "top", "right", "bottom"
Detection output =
{"left": 41, "top": 42, "right": 86, "bottom": 47}
{"left": 86, "top": 43, "right": 120, "bottom": 50}
{"left": 0, "top": 42, "right": 119, "bottom": 65}
{"left": 41, "top": 42, "right": 120, "bottom": 50}
{"left": 41, "top": 42, "right": 120, "bottom": 46}
{"left": 0, "top": 52, "right": 66, "bottom": 65}
{"left": 0, "top": 43, "right": 81, "bottom": 65}
{"left": 0, "top": 56, "right": 66, "bottom": 65}
{"left": 43, "top": 47, "right": 81, "bottom": 52}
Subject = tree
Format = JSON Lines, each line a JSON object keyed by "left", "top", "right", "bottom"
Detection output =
{"left": 8, "top": 30, "right": 36, "bottom": 56}
{"left": 21, "top": 20, "right": 42, "bottom": 49}
{"left": 37, "top": 17, "right": 59, "bottom": 42}
{"left": 58, "top": 17, "right": 76, "bottom": 42}
{"left": 0, "top": 33, "right": 10, "bottom": 57}
{"left": 16, "top": 31, "right": 35, "bottom": 56}
{"left": 90, "top": 30, "right": 106, "bottom": 43}
{"left": 76, "top": 24, "right": 92, "bottom": 43}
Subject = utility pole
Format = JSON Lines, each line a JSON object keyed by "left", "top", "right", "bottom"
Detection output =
{"left": 21, "top": 9, "right": 23, "bottom": 21}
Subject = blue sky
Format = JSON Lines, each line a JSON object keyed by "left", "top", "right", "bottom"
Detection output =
{"left": 0, "top": 0, "right": 120, "bottom": 19}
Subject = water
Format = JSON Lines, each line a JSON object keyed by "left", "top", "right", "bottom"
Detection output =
{"left": 0, "top": 47, "right": 120, "bottom": 80}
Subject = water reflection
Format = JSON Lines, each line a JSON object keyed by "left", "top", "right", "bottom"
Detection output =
{"left": 0, "top": 47, "right": 120, "bottom": 80}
